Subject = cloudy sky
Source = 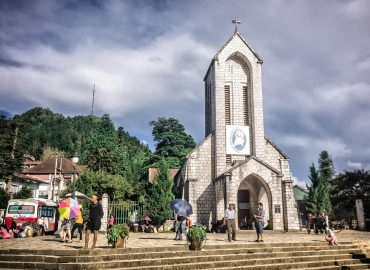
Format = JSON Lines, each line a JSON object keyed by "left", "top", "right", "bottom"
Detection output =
{"left": 1, "top": 0, "right": 369, "bottom": 185}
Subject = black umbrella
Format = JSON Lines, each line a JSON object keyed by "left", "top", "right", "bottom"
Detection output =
{"left": 170, "top": 199, "right": 193, "bottom": 217}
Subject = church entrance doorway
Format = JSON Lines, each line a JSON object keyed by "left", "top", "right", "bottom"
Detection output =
{"left": 237, "top": 189, "right": 250, "bottom": 229}
{"left": 238, "top": 174, "right": 272, "bottom": 230}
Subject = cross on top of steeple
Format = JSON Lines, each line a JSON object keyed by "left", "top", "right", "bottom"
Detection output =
{"left": 232, "top": 18, "right": 241, "bottom": 33}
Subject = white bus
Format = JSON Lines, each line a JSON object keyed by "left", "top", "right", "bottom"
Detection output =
{"left": 5, "top": 198, "right": 58, "bottom": 233}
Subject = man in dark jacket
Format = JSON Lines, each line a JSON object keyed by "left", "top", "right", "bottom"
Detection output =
{"left": 83, "top": 194, "right": 104, "bottom": 249}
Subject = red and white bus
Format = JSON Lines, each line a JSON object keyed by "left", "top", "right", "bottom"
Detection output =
{"left": 5, "top": 198, "right": 58, "bottom": 233}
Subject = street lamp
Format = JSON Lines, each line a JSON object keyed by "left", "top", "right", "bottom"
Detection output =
{"left": 71, "top": 153, "right": 79, "bottom": 199}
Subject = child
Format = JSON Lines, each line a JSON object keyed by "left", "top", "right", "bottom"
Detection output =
{"left": 62, "top": 219, "right": 72, "bottom": 243}
{"left": 325, "top": 228, "right": 338, "bottom": 246}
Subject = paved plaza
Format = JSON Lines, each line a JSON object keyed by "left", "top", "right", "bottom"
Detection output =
{"left": 0, "top": 230, "right": 369, "bottom": 251}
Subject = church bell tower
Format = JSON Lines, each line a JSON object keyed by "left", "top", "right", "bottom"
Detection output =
{"left": 204, "top": 19, "right": 265, "bottom": 177}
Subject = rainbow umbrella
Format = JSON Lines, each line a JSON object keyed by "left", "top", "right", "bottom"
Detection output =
{"left": 58, "top": 197, "right": 80, "bottom": 219}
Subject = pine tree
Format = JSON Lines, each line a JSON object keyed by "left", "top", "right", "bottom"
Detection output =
{"left": 317, "top": 150, "right": 334, "bottom": 214}
{"left": 306, "top": 151, "right": 334, "bottom": 215}
{"left": 144, "top": 159, "right": 175, "bottom": 226}
{"left": 318, "top": 150, "right": 335, "bottom": 184}
{"left": 306, "top": 164, "right": 320, "bottom": 215}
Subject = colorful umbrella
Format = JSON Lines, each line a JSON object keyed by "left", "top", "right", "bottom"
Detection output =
{"left": 58, "top": 197, "right": 80, "bottom": 219}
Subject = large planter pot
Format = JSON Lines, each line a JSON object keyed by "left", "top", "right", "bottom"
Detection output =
{"left": 189, "top": 240, "right": 205, "bottom": 251}
{"left": 113, "top": 235, "right": 126, "bottom": 248}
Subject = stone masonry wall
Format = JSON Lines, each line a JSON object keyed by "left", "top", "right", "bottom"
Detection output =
{"left": 280, "top": 159, "right": 300, "bottom": 230}
{"left": 183, "top": 135, "right": 213, "bottom": 226}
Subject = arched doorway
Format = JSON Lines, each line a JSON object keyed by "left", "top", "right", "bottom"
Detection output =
{"left": 237, "top": 174, "right": 272, "bottom": 229}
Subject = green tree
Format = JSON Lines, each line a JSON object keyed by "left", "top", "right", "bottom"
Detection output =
{"left": 306, "top": 164, "right": 320, "bottom": 215}
{"left": 65, "top": 170, "right": 133, "bottom": 201}
{"left": 144, "top": 159, "right": 175, "bottom": 226}
{"left": 306, "top": 150, "right": 334, "bottom": 215}
{"left": 13, "top": 186, "right": 33, "bottom": 199}
{"left": 0, "top": 188, "right": 10, "bottom": 210}
{"left": 150, "top": 117, "right": 196, "bottom": 167}
{"left": 317, "top": 150, "right": 334, "bottom": 214}
{"left": 318, "top": 150, "right": 335, "bottom": 184}
{"left": 331, "top": 170, "right": 370, "bottom": 220}
{"left": 82, "top": 114, "right": 127, "bottom": 175}
{"left": 0, "top": 116, "right": 25, "bottom": 193}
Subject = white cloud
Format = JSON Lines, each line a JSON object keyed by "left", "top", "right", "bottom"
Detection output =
{"left": 0, "top": 0, "right": 369, "bottom": 182}
{"left": 346, "top": 160, "right": 362, "bottom": 170}
{"left": 0, "top": 33, "right": 214, "bottom": 119}
{"left": 292, "top": 176, "right": 307, "bottom": 188}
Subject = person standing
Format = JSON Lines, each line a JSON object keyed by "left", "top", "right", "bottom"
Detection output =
{"left": 84, "top": 194, "right": 104, "bottom": 249}
{"left": 72, "top": 210, "right": 83, "bottom": 242}
{"left": 320, "top": 211, "right": 329, "bottom": 233}
{"left": 254, "top": 202, "right": 265, "bottom": 242}
{"left": 307, "top": 213, "right": 315, "bottom": 234}
{"left": 108, "top": 214, "right": 114, "bottom": 229}
{"left": 224, "top": 203, "right": 236, "bottom": 242}
{"left": 176, "top": 215, "right": 186, "bottom": 240}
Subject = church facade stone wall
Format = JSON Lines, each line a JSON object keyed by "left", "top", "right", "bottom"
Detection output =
{"left": 175, "top": 31, "right": 300, "bottom": 231}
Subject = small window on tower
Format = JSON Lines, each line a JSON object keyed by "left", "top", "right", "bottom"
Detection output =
{"left": 224, "top": 85, "right": 231, "bottom": 125}
{"left": 226, "top": 155, "right": 231, "bottom": 164}
{"left": 243, "top": 85, "right": 248, "bottom": 125}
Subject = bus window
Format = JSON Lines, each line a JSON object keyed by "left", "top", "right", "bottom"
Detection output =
{"left": 40, "top": 206, "right": 54, "bottom": 218}
{"left": 8, "top": 205, "right": 35, "bottom": 215}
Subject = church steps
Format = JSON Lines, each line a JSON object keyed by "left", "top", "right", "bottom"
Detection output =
{"left": 0, "top": 241, "right": 359, "bottom": 256}
{"left": 116, "top": 259, "right": 367, "bottom": 270}
{"left": 0, "top": 243, "right": 368, "bottom": 269}
{"left": 0, "top": 244, "right": 360, "bottom": 263}
{"left": 0, "top": 247, "right": 362, "bottom": 265}
{"left": 57, "top": 253, "right": 367, "bottom": 270}
{"left": 58, "top": 247, "right": 363, "bottom": 263}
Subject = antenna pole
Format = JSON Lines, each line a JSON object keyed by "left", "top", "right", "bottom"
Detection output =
{"left": 90, "top": 84, "right": 95, "bottom": 115}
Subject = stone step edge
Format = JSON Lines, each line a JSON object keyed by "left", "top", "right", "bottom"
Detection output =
{"left": 1, "top": 257, "right": 366, "bottom": 270}
{"left": 64, "top": 253, "right": 363, "bottom": 268}
{"left": 57, "top": 245, "right": 362, "bottom": 257}
{"left": 0, "top": 241, "right": 361, "bottom": 253}
{"left": 2, "top": 248, "right": 362, "bottom": 263}
{"left": 211, "top": 261, "right": 370, "bottom": 270}
{"left": 115, "top": 258, "right": 364, "bottom": 270}
{"left": 289, "top": 264, "right": 370, "bottom": 270}
{"left": 0, "top": 243, "right": 361, "bottom": 256}
{"left": 58, "top": 248, "right": 365, "bottom": 264}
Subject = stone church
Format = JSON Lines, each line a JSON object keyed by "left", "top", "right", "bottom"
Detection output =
{"left": 174, "top": 27, "right": 300, "bottom": 230}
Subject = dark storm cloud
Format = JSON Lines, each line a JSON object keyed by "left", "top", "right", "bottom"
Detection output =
{"left": 0, "top": 0, "right": 369, "bottom": 184}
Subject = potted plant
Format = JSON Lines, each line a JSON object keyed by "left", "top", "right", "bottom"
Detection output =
{"left": 107, "top": 224, "right": 130, "bottom": 248}
{"left": 188, "top": 225, "right": 207, "bottom": 251}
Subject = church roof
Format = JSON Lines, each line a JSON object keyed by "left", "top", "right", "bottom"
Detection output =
{"left": 204, "top": 31, "right": 263, "bottom": 81}
{"left": 214, "top": 31, "right": 263, "bottom": 63}
{"left": 265, "top": 136, "right": 289, "bottom": 159}
{"left": 217, "top": 155, "right": 283, "bottom": 180}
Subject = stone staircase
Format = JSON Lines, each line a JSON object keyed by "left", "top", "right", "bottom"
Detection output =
{"left": 0, "top": 242, "right": 369, "bottom": 270}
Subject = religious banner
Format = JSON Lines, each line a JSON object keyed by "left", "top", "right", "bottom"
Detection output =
{"left": 226, "top": 125, "right": 250, "bottom": 155}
